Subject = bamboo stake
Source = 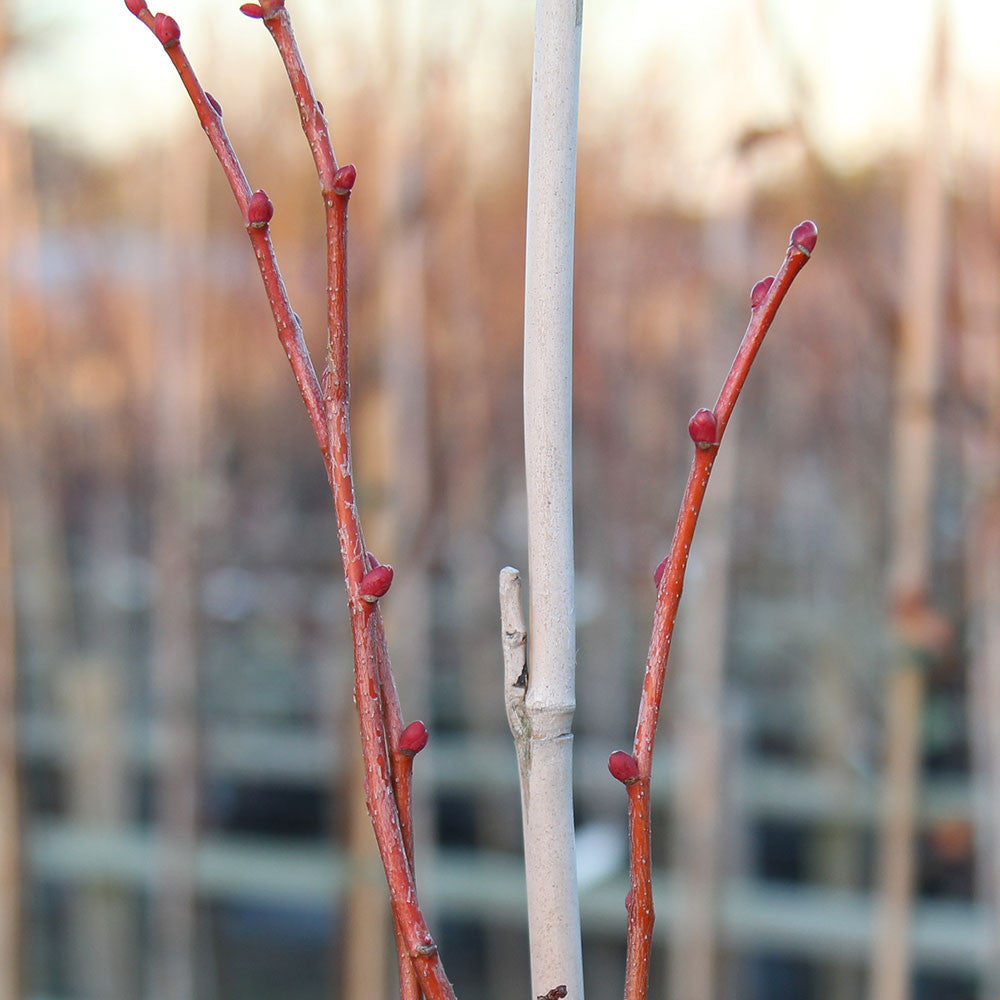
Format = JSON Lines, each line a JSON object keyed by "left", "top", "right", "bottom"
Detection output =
{"left": 510, "top": 1, "right": 585, "bottom": 996}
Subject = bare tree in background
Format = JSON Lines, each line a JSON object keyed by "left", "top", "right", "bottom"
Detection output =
{"left": 870, "top": 10, "right": 951, "bottom": 1000}
{"left": 149, "top": 126, "right": 211, "bottom": 1000}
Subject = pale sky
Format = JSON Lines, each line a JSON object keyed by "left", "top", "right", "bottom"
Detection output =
{"left": 3, "top": 0, "right": 998, "bottom": 206}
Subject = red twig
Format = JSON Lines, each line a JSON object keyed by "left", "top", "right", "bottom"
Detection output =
{"left": 127, "top": 5, "right": 451, "bottom": 998}
{"left": 127, "top": 5, "right": 330, "bottom": 470}
{"left": 620, "top": 221, "right": 817, "bottom": 1000}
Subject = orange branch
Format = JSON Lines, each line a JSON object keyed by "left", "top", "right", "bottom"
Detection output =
{"left": 623, "top": 221, "right": 817, "bottom": 1000}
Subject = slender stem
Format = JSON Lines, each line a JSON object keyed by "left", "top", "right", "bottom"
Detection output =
{"left": 348, "top": 610, "right": 451, "bottom": 1000}
{"left": 623, "top": 779, "right": 652, "bottom": 1000}
{"left": 263, "top": 10, "right": 338, "bottom": 191}
{"left": 624, "top": 225, "right": 816, "bottom": 1000}
{"left": 321, "top": 182, "right": 442, "bottom": 998}
{"left": 259, "top": 13, "right": 444, "bottom": 998}
{"left": 391, "top": 749, "right": 421, "bottom": 1000}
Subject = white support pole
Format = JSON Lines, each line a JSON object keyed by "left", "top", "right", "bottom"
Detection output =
{"left": 512, "top": 1, "right": 584, "bottom": 997}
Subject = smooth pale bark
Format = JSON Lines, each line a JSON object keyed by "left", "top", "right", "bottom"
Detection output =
{"left": 513, "top": 1, "right": 584, "bottom": 997}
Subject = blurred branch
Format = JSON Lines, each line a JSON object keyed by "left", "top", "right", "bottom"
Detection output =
{"left": 870, "top": 10, "right": 951, "bottom": 1000}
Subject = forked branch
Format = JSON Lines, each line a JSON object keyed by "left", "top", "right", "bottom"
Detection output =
{"left": 126, "top": 3, "right": 453, "bottom": 997}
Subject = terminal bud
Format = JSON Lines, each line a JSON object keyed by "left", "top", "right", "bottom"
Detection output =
{"left": 153, "top": 12, "right": 180, "bottom": 46}
{"left": 790, "top": 219, "right": 818, "bottom": 256}
{"left": 125, "top": 0, "right": 148, "bottom": 16}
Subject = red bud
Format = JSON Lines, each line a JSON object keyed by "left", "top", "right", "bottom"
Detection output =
{"left": 125, "top": 0, "right": 148, "bottom": 16}
{"left": 790, "top": 219, "right": 818, "bottom": 255}
{"left": 317, "top": 101, "right": 325, "bottom": 116}
{"left": 608, "top": 750, "right": 641, "bottom": 785}
{"left": 247, "top": 190, "right": 273, "bottom": 228}
{"left": 750, "top": 275, "right": 774, "bottom": 309}
{"left": 258, "top": 0, "right": 286, "bottom": 15}
{"left": 399, "top": 720, "right": 429, "bottom": 756}
{"left": 332, "top": 164, "right": 357, "bottom": 195}
{"left": 653, "top": 555, "right": 668, "bottom": 589}
{"left": 153, "top": 12, "right": 180, "bottom": 46}
{"left": 205, "top": 92, "right": 223, "bottom": 116}
{"left": 688, "top": 408, "right": 718, "bottom": 450}
{"left": 239, "top": 3, "right": 264, "bottom": 16}
{"left": 359, "top": 564, "right": 393, "bottom": 602}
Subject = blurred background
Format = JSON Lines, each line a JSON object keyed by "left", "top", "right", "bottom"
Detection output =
{"left": 2, "top": 0, "right": 1000, "bottom": 998}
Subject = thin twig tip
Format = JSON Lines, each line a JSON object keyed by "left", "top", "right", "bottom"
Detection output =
{"left": 153, "top": 11, "right": 180, "bottom": 45}
{"left": 789, "top": 219, "right": 818, "bottom": 256}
